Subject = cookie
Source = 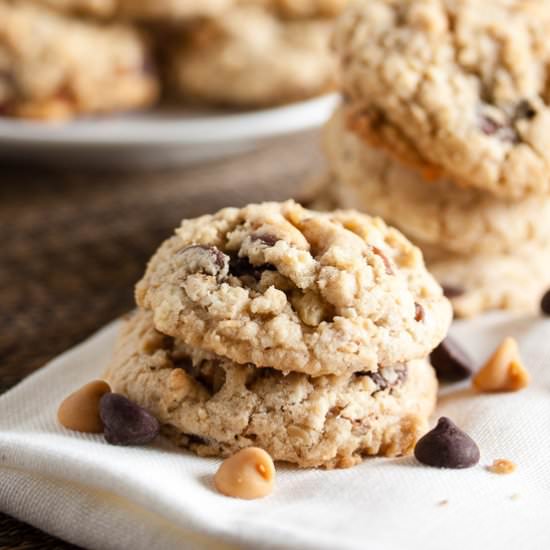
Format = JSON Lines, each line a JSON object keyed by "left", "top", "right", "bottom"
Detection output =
{"left": 104, "top": 310, "right": 438, "bottom": 468}
{"left": 166, "top": 6, "right": 337, "bottom": 107}
{"left": 117, "top": 0, "right": 233, "bottom": 20}
{"left": 256, "top": 0, "right": 349, "bottom": 19}
{"left": 28, "top": 0, "right": 116, "bottom": 17}
{"left": 424, "top": 240, "right": 550, "bottom": 318}
{"left": 323, "top": 107, "right": 550, "bottom": 255}
{"left": 29, "top": 0, "right": 231, "bottom": 19}
{"left": 0, "top": 1, "right": 158, "bottom": 120}
{"left": 333, "top": 0, "right": 550, "bottom": 199}
{"left": 136, "top": 200, "right": 452, "bottom": 377}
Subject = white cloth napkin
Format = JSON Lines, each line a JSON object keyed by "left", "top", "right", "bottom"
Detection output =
{"left": 1, "top": 312, "right": 550, "bottom": 550}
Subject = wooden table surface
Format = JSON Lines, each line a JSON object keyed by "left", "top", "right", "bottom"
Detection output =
{"left": 0, "top": 133, "right": 323, "bottom": 549}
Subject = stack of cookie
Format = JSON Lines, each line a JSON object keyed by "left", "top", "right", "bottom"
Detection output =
{"left": 0, "top": 0, "right": 345, "bottom": 120}
{"left": 322, "top": 0, "right": 550, "bottom": 317}
{"left": 105, "top": 201, "right": 452, "bottom": 468}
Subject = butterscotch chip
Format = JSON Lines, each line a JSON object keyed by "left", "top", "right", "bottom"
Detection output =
{"left": 58, "top": 380, "right": 111, "bottom": 433}
{"left": 214, "top": 447, "right": 275, "bottom": 499}
{"left": 473, "top": 338, "right": 530, "bottom": 392}
{"left": 488, "top": 459, "right": 517, "bottom": 475}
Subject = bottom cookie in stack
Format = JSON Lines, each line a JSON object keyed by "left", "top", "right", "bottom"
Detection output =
{"left": 104, "top": 309, "right": 438, "bottom": 469}
{"left": 321, "top": 107, "right": 550, "bottom": 318}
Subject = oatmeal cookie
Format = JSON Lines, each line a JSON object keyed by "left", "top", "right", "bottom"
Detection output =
{"left": 136, "top": 200, "right": 452, "bottom": 377}
{"left": 0, "top": 1, "right": 158, "bottom": 120}
{"left": 166, "top": 6, "right": 337, "bottom": 107}
{"left": 424, "top": 240, "right": 550, "bottom": 318}
{"left": 323, "top": 107, "right": 550, "bottom": 255}
{"left": 117, "top": 0, "right": 233, "bottom": 20}
{"left": 104, "top": 310, "right": 438, "bottom": 468}
{"left": 334, "top": 0, "right": 550, "bottom": 199}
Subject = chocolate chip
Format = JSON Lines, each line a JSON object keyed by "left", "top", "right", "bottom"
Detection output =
{"left": 442, "top": 285, "right": 465, "bottom": 299}
{"left": 540, "top": 288, "right": 550, "bottom": 316}
{"left": 177, "top": 245, "right": 229, "bottom": 280}
{"left": 251, "top": 233, "right": 279, "bottom": 247}
{"left": 515, "top": 100, "right": 537, "bottom": 120}
{"left": 430, "top": 337, "right": 472, "bottom": 382}
{"left": 479, "top": 115, "right": 518, "bottom": 143}
{"left": 372, "top": 246, "right": 394, "bottom": 275}
{"left": 415, "top": 303, "right": 425, "bottom": 322}
{"left": 414, "top": 417, "right": 480, "bottom": 469}
{"left": 99, "top": 393, "right": 160, "bottom": 446}
{"left": 356, "top": 365, "right": 407, "bottom": 391}
{"left": 228, "top": 253, "right": 275, "bottom": 279}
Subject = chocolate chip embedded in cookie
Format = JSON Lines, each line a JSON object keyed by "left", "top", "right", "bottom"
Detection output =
{"left": 333, "top": 0, "right": 550, "bottom": 199}
{"left": 104, "top": 310, "right": 438, "bottom": 468}
{"left": 136, "top": 200, "right": 452, "bottom": 377}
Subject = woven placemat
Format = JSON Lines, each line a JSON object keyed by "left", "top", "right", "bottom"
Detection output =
{"left": 0, "top": 133, "right": 324, "bottom": 549}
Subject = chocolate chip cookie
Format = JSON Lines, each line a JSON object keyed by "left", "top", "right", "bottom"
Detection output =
{"left": 323, "top": 107, "right": 550, "bottom": 255}
{"left": 30, "top": 0, "right": 231, "bottom": 19}
{"left": 136, "top": 200, "right": 452, "bottom": 377}
{"left": 105, "top": 310, "right": 438, "bottom": 468}
{"left": 0, "top": 1, "right": 158, "bottom": 120}
{"left": 334, "top": 0, "right": 550, "bottom": 199}
{"left": 424, "top": 240, "right": 550, "bottom": 318}
{"left": 166, "top": 6, "right": 337, "bottom": 107}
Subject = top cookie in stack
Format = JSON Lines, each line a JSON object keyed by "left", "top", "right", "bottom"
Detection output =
{"left": 324, "top": 0, "right": 550, "bottom": 317}
{"left": 105, "top": 200, "right": 451, "bottom": 468}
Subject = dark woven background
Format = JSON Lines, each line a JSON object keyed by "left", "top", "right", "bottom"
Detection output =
{"left": 0, "top": 133, "right": 322, "bottom": 549}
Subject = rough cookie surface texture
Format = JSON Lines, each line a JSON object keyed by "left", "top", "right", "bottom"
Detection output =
{"left": 104, "top": 310, "right": 438, "bottom": 468}
{"left": 136, "top": 200, "right": 451, "bottom": 377}
{"left": 167, "top": 6, "right": 337, "bottom": 107}
{"left": 0, "top": 0, "right": 158, "bottom": 120}
{"left": 323, "top": 107, "right": 550, "bottom": 255}
{"left": 334, "top": 0, "right": 550, "bottom": 199}
{"left": 424, "top": 240, "right": 550, "bottom": 318}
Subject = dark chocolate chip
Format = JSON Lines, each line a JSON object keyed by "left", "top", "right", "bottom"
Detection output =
{"left": 415, "top": 302, "right": 425, "bottom": 322}
{"left": 99, "top": 393, "right": 160, "bottom": 446}
{"left": 372, "top": 246, "right": 394, "bottom": 275}
{"left": 515, "top": 99, "right": 537, "bottom": 120}
{"left": 177, "top": 245, "right": 229, "bottom": 278}
{"left": 414, "top": 417, "right": 480, "bottom": 469}
{"left": 251, "top": 232, "right": 279, "bottom": 247}
{"left": 479, "top": 115, "right": 518, "bottom": 143}
{"left": 442, "top": 285, "right": 465, "bottom": 299}
{"left": 540, "top": 288, "right": 550, "bottom": 316}
{"left": 187, "top": 433, "right": 209, "bottom": 446}
{"left": 430, "top": 337, "right": 473, "bottom": 382}
{"left": 228, "top": 253, "right": 275, "bottom": 279}
{"left": 356, "top": 366, "right": 407, "bottom": 391}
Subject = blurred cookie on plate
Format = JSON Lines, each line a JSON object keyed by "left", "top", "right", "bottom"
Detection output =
{"left": 117, "top": 0, "right": 234, "bottom": 21}
{"left": 0, "top": 0, "right": 158, "bottom": 120}
{"left": 27, "top": 0, "right": 233, "bottom": 19}
{"left": 165, "top": 5, "right": 338, "bottom": 107}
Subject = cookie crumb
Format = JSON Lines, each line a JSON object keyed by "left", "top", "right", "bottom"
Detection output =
{"left": 487, "top": 459, "right": 517, "bottom": 475}
{"left": 437, "top": 499, "right": 449, "bottom": 507}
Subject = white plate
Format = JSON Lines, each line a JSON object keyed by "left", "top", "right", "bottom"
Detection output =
{"left": 0, "top": 93, "right": 340, "bottom": 167}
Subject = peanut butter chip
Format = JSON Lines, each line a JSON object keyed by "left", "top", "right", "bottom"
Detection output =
{"left": 488, "top": 459, "right": 517, "bottom": 475}
{"left": 214, "top": 447, "right": 275, "bottom": 499}
{"left": 473, "top": 337, "right": 530, "bottom": 392}
{"left": 58, "top": 380, "right": 111, "bottom": 433}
